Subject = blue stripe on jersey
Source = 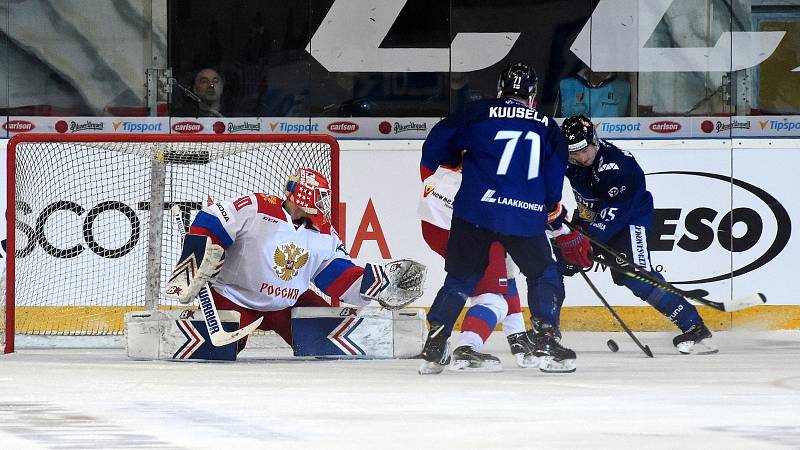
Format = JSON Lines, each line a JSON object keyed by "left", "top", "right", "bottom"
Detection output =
{"left": 465, "top": 304, "right": 499, "bottom": 329}
{"left": 507, "top": 278, "right": 519, "bottom": 296}
{"left": 314, "top": 258, "right": 358, "bottom": 293}
{"left": 192, "top": 210, "right": 234, "bottom": 248}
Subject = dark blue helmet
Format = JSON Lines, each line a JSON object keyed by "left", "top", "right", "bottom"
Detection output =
{"left": 497, "top": 62, "right": 538, "bottom": 99}
{"left": 562, "top": 115, "right": 596, "bottom": 152}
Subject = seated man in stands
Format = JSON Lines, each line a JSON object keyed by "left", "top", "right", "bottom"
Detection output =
{"left": 173, "top": 67, "right": 227, "bottom": 117}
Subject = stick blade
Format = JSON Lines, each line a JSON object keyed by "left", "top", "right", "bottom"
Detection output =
{"left": 722, "top": 293, "right": 768, "bottom": 312}
{"left": 210, "top": 316, "right": 264, "bottom": 347}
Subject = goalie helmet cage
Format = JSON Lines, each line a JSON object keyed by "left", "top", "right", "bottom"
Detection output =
{"left": 3, "top": 133, "right": 341, "bottom": 353}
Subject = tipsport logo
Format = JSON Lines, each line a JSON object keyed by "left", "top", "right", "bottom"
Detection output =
{"left": 268, "top": 122, "right": 320, "bottom": 133}
{"left": 112, "top": 121, "right": 164, "bottom": 133}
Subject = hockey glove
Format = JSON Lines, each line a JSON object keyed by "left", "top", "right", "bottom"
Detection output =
{"left": 553, "top": 230, "right": 592, "bottom": 269}
{"left": 360, "top": 259, "right": 427, "bottom": 309}
{"left": 164, "top": 234, "right": 225, "bottom": 304}
{"left": 559, "top": 262, "right": 583, "bottom": 277}
{"left": 546, "top": 202, "right": 568, "bottom": 231}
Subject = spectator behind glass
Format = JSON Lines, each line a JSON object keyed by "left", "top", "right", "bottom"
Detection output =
{"left": 556, "top": 66, "right": 630, "bottom": 118}
{"left": 173, "top": 67, "right": 228, "bottom": 117}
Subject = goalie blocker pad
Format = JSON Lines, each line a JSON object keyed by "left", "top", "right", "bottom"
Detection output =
{"left": 124, "top": 310, "right": 242, "bottom": 361}
{"left": 291, "top": 307, "right": 426, "bottom": 359}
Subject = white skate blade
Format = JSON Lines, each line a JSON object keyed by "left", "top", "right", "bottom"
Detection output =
{"left": 515, "top": 353, "right": 541, "bottom": 369}
{"left": 418, "top": 361, "right": 448, "bottom": 375}
{"left": 539, "top": 356, "right": 576, "bottom": 373}
{"left": 676, "top": 338, "right": 719, "bottom": 355}
{"left": 449, "top": 359, "right": 503, "bottom": 373}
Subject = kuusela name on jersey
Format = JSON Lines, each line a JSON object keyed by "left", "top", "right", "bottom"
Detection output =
{"left": 489, "top": 106, "right": 550, "bottom": 125}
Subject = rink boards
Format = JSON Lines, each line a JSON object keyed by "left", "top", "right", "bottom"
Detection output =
{"left": 1, "top": 138, "right": 798, "bottom": 332}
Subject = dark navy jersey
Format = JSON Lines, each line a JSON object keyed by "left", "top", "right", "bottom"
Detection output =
{"left": 566, "top": 140, "right": 654, "bottom": 242}
{"left": 421, "top": 97, "right": 568, "bottom": 237}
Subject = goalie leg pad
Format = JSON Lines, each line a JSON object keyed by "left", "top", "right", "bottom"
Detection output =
{"left": 164, "top": 234, "right": 225, "bottom": 304}
{"left": 124, "top": 310, "right": 241, "bottom": 361}
{"left": 291, "top": 307, "right": 427, "bottom": 358}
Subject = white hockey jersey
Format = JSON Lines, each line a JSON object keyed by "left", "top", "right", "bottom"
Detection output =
{"left": 419, "top": 166, "right": 520, "bottom": 283}
{"left": 418, "top": 165, "right": 460, "bottom": 231}
{"left": 190, "top": 193, "right": 370, "bottom": 312}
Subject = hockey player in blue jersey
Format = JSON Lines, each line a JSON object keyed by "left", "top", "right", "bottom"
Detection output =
{"left": 418, "top": 62, "right": 590, "bottom": 374}
{"left": 561, "top": 115, "right": 717, "bottom": 354}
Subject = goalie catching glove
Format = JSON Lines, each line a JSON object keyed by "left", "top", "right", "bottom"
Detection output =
{"left": 164, "top": 234, "right": 225, "bottom": 304}
{"left": 360, "top": 259, "right": 427, "bottom": 309}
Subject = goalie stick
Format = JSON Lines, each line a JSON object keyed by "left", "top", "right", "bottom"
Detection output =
{"left": 580, "top": 271, "right": 653, "bottom": 357}
{"left": 170, "top": 204, "right": 263, "bottom": 346}
{"left": 565, "top": 220, "right": 767, "bottom": 313}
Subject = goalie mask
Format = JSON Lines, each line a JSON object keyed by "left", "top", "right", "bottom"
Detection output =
{"left": 286, "top": 168, "right": 331, "bottom": 229}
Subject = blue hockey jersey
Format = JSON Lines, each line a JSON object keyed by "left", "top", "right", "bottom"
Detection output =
{"left": 566, "top": 140, "right": 653, "bottom": 242}
{"left": 421, "top": 97, "right": 568, "bottom": 236}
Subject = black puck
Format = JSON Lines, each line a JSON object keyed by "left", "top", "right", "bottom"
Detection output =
{"left": 607, "top": 339, "right": 619, "bottom": 352}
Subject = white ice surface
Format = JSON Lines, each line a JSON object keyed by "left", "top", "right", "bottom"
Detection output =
{"left": 1, "top": 330, "right": 800, "bottom": 449}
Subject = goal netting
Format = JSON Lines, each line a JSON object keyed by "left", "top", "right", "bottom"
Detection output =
{"left": 2, "top": 134, "right": 339, "bottom": 353}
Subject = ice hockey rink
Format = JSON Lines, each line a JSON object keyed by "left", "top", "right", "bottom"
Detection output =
{"left": 2, "top": 330, "right": 800, "bottom": 450}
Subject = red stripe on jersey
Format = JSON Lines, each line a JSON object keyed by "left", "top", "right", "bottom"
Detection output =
{"left": 325, "top": 265, "right": 365, "bottom": 299}
{"left": 461, "top": 316, "right": 494, "bottom": 342}
{"left": 255, "top": 193, "right": 288, "bottom": 222}
{"left": 505, "top": 294, "right": 521, "bottom": 314}
{"left": 421, "top": 221, "right": 449, "bottom": 258}
{"left": 472, "top": 242, "right": 509, "bottom": 296}
{"left": 188, "top": 226, "right": 223, "bottom": 246}
{"left": 232, "top": 195, "right": 253, "bottom": 211}
{"left": 420, "top": 164, "right": 435, "bottom": 181}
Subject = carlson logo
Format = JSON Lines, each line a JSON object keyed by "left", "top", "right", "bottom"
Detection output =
{"left": 3, "top": 120, "right": 35, "bottom": 132}
{"left": 646, "top": 171, "right": 790, "bottom": 284}
{"left": 327, "top": 121, "right": 359, "bottom": 133}
{"left": 649, "top": 121, "right": 681, "bottom": 133}
{"left": 172, "top": 121, "right": 203, "bottom": 133}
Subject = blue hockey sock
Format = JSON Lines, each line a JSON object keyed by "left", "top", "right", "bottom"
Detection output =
{"left": 427, "top": 273, "right": 478, "bottom": 337}
{"left": 621, "top": 275, "right": 703, "bottom": 331}
{"left": 528, "top": 265, "right": 565, "bottom": 327}
{"left": 427, "top": 287, "right": 468, "bottom": 337}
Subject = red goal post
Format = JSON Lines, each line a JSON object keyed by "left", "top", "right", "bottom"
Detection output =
{"left": 3, "top": 133, "right": 340, "bottom": 353}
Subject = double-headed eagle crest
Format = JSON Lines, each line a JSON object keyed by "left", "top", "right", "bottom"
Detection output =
{"left": 273, "top": 243, "right": 309, "bottom": 281}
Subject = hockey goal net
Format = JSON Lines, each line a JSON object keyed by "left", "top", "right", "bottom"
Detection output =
{"left": 2, "top": 133, "right": 339, "bottom": 353}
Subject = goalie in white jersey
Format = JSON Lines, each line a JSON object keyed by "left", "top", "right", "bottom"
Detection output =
{"left": 165, "top": 167, "right": 426, "bottom": 350}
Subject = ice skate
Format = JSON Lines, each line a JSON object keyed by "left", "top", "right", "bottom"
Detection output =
{"left": 449, "top": 346, "right": 502, "bottom": 372}
{"left": 673, "top": 324, "right": 718, "bottom": 355}
{"left": 531, "top": 317, "right": 561, "bottom": 342}
{"left": 418, "top": 323, "right": 452, "bottom": 375}
{"left": 533, "top": 325, "right": 576, "bottom": 373}
{"left": 507, "top": 331, "right": 540, "bottom": 368}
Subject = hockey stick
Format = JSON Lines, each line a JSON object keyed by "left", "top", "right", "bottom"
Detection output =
{"left": 170, "top": 205, "right": 263, "bottom": 346}
{"left": 579, "top": 271, "right": 653, "bottom": 357}
{"left": 564, "top": 220, "right": 766, "bottom": 312}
